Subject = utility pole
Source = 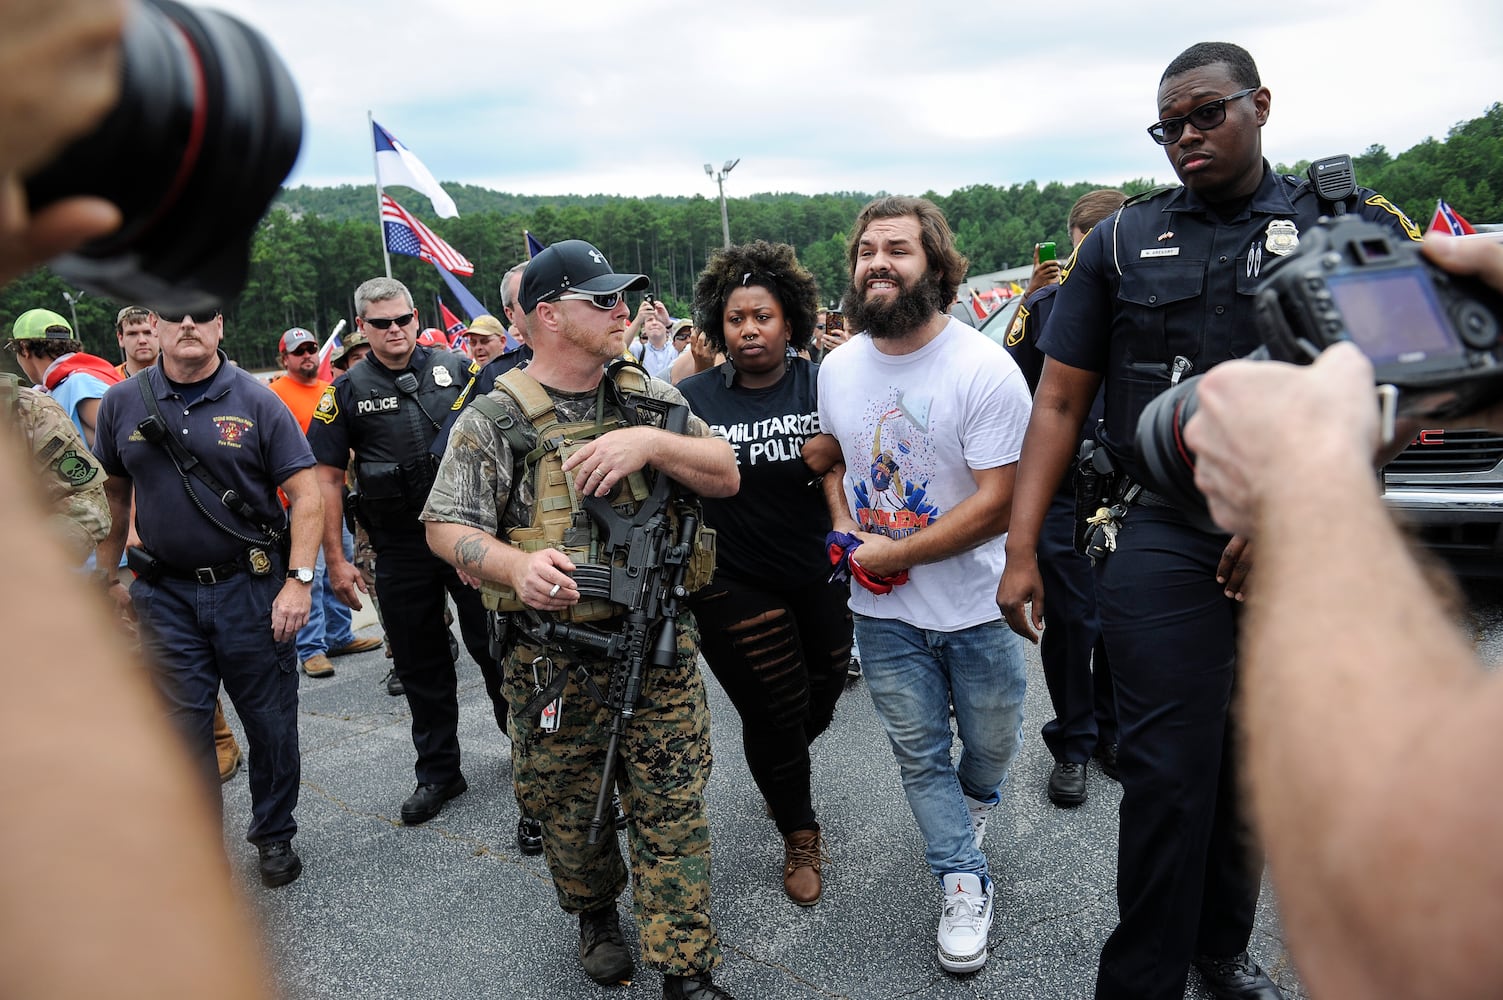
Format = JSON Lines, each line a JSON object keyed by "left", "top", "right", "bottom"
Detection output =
{"left": 704, "top": 159, "right": 740, "bottom": 249}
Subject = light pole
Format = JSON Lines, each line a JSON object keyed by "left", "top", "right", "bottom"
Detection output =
{"left": 61, "top": 290, "right": 84, "bottom": 335}
{"left": 704, "top": 158, "right": 739, "bottom": 249}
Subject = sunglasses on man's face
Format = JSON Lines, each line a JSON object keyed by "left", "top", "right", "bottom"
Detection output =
{"left": 1146, "top": 87, "right": 1256, "bottom": 145}
{"left": 363, "top": 311, "right": 416, "bottom": 330}
{"left": 287, "top": 344, "right": 318, "bottom": 356}
{"left": 555, "top": 290, "right": 623, "bottom": 310}
{"left": 674, "top": 332, "right": 692, "bottom": 341}
{"left": 156, "top": 310, "right": 221, "bottom": 325}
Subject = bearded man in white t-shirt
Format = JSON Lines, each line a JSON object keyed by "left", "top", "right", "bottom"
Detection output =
{"left": 816, "top": 195, "right": 1033, "bottom": 977}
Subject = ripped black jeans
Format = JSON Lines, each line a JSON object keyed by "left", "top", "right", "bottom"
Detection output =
{"left": 689, "top": 573, "right": 853, "bottom": 835}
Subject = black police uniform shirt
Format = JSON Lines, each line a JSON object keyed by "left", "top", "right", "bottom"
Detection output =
{"left": 307, "top": 345, "right": 477, "bottom": 519}
{"left": 1038, "top": 161, "right": 1420, "bottom": 484}
{"left": 429, "top": 346, "right": 533, "bottom": 459}
{"left": 677, "top": 357, "right": 829, "bottom": 584}
{"left": 93, "top": 352, "right": 315, "bottom": 568}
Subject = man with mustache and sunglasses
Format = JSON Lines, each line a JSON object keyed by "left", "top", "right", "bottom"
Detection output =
{"left": 307, "top": 277, "right": 515, "bottom": 831}
{"left": 997, "top": 41, "right": 1420, "bottom": 1000}
{"left": 93, "top": 306, "right": 323, "bottom": 889}
{"left": 422, "top": 240, "right": 740, "bottom": 999}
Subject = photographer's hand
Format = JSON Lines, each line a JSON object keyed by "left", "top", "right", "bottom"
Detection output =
{"left": 1185, "top": 344, "right": 1379, "bottom": 540}
{"left": 1423, "top": 235, "right": 1503, "bottom": 435}
{"left": 1217, "top": 535, "right": 1253, "bottom": 601}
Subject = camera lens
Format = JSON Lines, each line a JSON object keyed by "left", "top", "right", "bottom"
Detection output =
{"left": 24, "top": 0, "right": 302, "bottom": 315}
{"left": 1135, "top": 376, "right": 1220, "bottom": 532}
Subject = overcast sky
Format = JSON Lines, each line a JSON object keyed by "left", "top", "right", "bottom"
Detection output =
{"left": 205, "top": 0, "right": 1501, "bottom": 204}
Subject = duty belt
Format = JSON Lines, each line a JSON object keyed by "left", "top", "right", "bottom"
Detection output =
{"left": 156, "top": 559, "right": 244, "bottom": 585}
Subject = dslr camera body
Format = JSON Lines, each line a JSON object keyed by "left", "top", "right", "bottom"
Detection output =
{"left": 1254, "top": 215, "right": 1503, "bottom": 420}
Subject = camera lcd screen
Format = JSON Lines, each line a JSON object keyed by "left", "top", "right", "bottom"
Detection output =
{"left": 1325, "top": 269, "right": 1457, "bottom": 365}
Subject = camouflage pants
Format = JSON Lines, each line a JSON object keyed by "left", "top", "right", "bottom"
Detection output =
{"left": 506, "top": 613, "right": 719, "bottom": 977}
{"left": 352, "top": 522, "right": 383, "bottom": 624}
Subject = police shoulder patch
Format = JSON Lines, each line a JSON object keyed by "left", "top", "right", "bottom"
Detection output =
{"left": 1365, "top": 194, "right": 1423, "bottom": 242}
{"left": 53, "top": 449, "right": 99, "bottom": 487}
{"left": 1006, "top": 305, "right": 1029, "bottom": 347}
{"left": 312, "top": 385, "right": 339, "bottom": 424}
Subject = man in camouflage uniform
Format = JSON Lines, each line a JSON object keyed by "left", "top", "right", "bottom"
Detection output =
{"left": 4, "top": 377, "right": 109, "bottom": 564}
{"left": 421, "top": 240, "right": 740, "bottom": 1000}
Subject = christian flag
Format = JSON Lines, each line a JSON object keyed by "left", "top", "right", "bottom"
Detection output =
{"left": 373, "top": 120, "right": 458, "bottom": 218}
{"left": 382, "top": 194, "right": 474, "bottom": 275}
{"left": 1428, "top": 199, "right": 1477, "bottom": 236}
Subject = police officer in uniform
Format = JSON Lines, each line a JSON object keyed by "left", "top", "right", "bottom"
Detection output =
{"left": 422, "top": 240, "right": 741, "bottom": 1000}
{"left": 309, "top": 276, "right": 513, "bottom": 828}
{"left": 997, "top": 42, "right": 1421, "bottom": 1000}
{"left": 1003, "top": 189, "right": 1125, "bottom": 808}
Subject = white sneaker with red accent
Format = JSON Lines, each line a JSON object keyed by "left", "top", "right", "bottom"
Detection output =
{"left": 937, "top": 872, "right": 992, "bottom": 973}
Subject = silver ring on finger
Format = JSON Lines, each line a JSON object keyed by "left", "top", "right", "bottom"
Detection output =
{"left": 548, "top": 583, "right": 561, "bottom": 598}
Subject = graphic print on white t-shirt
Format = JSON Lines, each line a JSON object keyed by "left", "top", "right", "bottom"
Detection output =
{"left": 853, "top": 390, "right": 943, "bottom": 540}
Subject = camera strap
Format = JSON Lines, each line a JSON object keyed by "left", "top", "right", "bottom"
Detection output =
{"left": 135, "top": 373, "right": 286, "bottom": 546}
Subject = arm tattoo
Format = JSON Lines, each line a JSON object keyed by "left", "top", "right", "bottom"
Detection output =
{"left": 453, "top": 532, "right": 490, "bottom": 572}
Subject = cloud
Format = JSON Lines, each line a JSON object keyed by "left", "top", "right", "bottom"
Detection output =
{"left": 205, "top": 0, "right": 1502, "bottom": 201}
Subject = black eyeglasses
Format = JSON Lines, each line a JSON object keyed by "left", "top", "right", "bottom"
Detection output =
{"left": 674, "top": 331, "right": 691, "bottom": 341}
{"left": 556, "top": 290, "right": 623, "bottom": 310}
{"left": 363, "top": 311, "right": 415, "bottom": 330}
{"left": 287, "top": 344, "right": 318, "bottom": 356}
{"left": 1146, "top": 87, "right": 1256, "bottom": 145}
{"left": 157, "top": 309, "right": 221, "bottom": 325}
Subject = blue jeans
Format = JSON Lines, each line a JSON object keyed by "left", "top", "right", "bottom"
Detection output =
{"left": 854, "top": 614, "right": 1027, "bottom": 881}
{"left": 132, "top": 567, "right": 301, "bottom": 844}
{"left": 296, "top": 528, "right": 356, "bottom": 662}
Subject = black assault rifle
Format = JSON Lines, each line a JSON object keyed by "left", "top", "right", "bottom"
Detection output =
{"left": 531, "top": 407, "right": 700, "bottom": 845}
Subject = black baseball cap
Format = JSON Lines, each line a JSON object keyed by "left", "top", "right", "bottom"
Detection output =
{"left": 519, "top": 239, "right": 649, "bottom": 313}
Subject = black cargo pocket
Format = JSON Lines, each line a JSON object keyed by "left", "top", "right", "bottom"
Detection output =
{"left": 1117, "top": 262, "right": 1205, "bottom": 363}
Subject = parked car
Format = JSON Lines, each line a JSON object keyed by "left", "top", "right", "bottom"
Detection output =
{"left": 1384, "top": 427, "right": 1503, "bottom": 575}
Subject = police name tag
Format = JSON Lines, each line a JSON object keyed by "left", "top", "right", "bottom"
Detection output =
{"left": 1140, "top": 247, "right": 1180, "bottom": 258}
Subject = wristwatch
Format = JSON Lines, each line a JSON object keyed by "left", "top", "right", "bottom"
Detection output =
{"left": 287, "top": 567, "right": 315, "bottom": 584}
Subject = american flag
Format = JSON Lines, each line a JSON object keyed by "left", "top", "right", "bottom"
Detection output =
{"left": 1428, "top": 199, "right": 1477, "bottom": 237}
{"left": 382, "top": 194, "right": 474, "bottom": 275}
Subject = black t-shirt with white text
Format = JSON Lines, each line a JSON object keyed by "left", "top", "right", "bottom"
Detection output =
{"left": 678, "top": 358, "right": 829, "bottom": 585}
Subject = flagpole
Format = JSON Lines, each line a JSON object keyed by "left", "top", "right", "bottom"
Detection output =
{"left": 370, "top": 110, "right": 391, "bottom": 278}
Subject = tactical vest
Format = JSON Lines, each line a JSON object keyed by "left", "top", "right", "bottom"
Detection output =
{"left": 347, "top": 348, "right": 475, "bottom": 526}
{"left": 475, "top": 363, "right": 716, "bottom": 622}
{"left": 0, "top": 372, "right": 17, "bottom": 423}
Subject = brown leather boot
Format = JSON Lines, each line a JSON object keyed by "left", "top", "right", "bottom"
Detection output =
{"left": 782, "top": 827, "right": 824, "bottom": 906}
{"left": 213, "top": 698, "right": 242, "bottom": 783}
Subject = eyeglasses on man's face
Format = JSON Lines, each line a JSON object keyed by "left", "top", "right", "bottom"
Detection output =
{"left": 363, "top": 311, "right": 416, "bottom": 330}
{"left": 555, "top": 290, "right": 624, "bottom": 311}
{"left": 156, "top": 310, "right": 221, "bottom": 325}
{"left": 1146, "top": 87, "right": 1256, "bottom": 145}
{"left": 286, "top": 344, "right": 318, "bottom": 357}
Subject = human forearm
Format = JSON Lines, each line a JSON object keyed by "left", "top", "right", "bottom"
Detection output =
{"left": 856, "top": 465, "right": 1013, "bottom": 575}
{"left": 315, "top": 466, "right": 348, "bottom": 565}
{"left": 426, "top": 520, "right": 526, "bottom": 587}
{"left": 96, "top": 477, "right": 131, "bottom": 571}
{"left": 280, "top": 468, "right": 323, "bottom": 569}
{"left": 637, "top": 429, "right": 740, "bottom": 498}
{"left": 1243, "top": 452, "right": 1497, "bottom": 998}
{"left": 821, "top": 462, "right": 856, "bottom": 533}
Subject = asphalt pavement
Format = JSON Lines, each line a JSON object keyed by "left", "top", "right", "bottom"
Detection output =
{"left": 221, "top": 621, "right": 1307, "bottom": 1000}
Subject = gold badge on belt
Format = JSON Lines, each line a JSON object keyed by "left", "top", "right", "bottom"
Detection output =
{"left": 247, "top": 547, "right": 273, "bottom": 576}
{"left": 433, "top": 366, "right": 453, "bottom": 387}
{"left": 1265, "top": 219, "right": 1299, "bottom": 256}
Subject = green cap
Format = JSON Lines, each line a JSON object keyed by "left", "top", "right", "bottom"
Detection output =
{"left": 12, "top": 308, "right": 73, "bottom": 340}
